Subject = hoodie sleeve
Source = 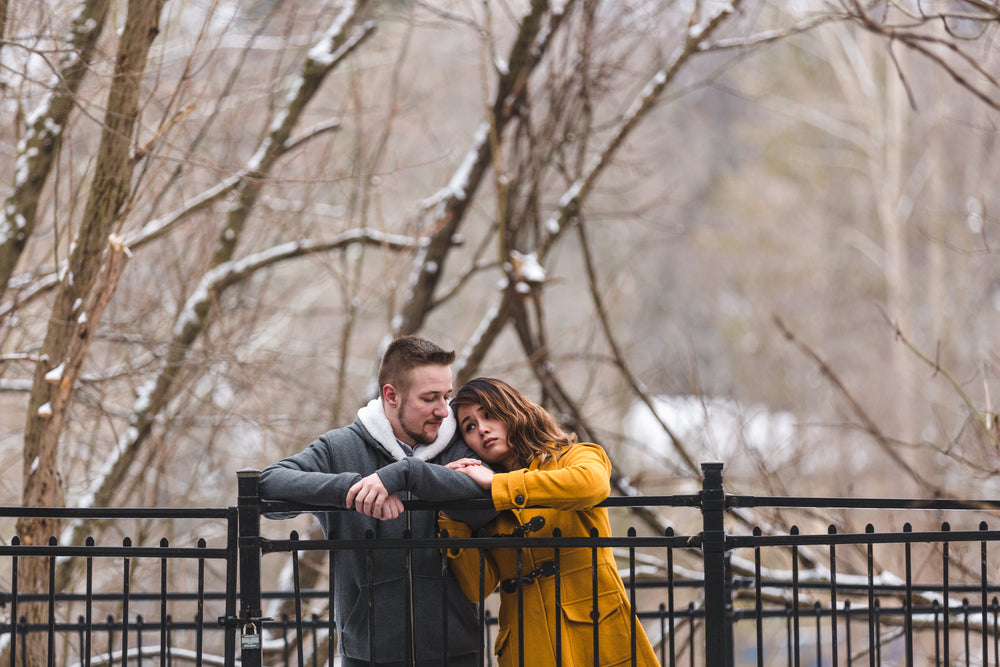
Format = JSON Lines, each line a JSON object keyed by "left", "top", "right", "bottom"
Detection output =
{"left": 259, "top": 430, "right": 363, "bottom": 508}
{"left": 376, "top": 456, "right": 491, "bottom": 502}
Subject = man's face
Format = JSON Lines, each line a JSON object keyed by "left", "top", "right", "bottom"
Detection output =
{"left": 391, "top": 364, "right": 453, "bottom": 446}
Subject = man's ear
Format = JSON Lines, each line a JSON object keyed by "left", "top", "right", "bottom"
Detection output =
{"left": 382, "top": 383, "right": 399, "bottom": 408}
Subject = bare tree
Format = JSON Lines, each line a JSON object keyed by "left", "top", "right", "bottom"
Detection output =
{"left": 0, "top": 1, "right": 999, "bottom": 662}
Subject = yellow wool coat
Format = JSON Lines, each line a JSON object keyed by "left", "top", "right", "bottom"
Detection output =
{"left": 439, "top": 442, "right": 659, "bottom": 667}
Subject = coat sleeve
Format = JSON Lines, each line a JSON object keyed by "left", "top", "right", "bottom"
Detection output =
{"left": 258, "top": 431, "right": 362, "bottom": 508}
{"left": 438, "top": 516, "right": 501, "bottom": 603}
{"left": 491, "top": 442, "right": 612, "bottom": 511}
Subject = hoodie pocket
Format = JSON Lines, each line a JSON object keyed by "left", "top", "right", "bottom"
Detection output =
{"left": 340, "top": 577, "right": 406, "bottom": 662}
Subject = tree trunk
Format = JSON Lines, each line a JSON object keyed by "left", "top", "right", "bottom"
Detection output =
{"left": 15, "top": 2, "right": 166, "bottom": 665}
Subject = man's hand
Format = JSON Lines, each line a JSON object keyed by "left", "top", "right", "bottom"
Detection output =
{"left": 347, "top": 472, "right": 405, "bottom": 520}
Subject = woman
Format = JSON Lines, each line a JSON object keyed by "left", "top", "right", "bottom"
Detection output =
{"left": 440, "top": 377, "right": 659, "bottom": 667}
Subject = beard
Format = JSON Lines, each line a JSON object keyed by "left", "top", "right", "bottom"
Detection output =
{"left": 398, "top": 403, "right": 441, "bottom": 445}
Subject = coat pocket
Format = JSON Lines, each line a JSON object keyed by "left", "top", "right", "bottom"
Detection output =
{"left": 560, "top": 590, "right": 633, "bottom": 666}
{"left": 493, "top": 623, "right": 512, "bottom": 661}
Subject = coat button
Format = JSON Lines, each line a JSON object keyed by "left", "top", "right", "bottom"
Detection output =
{"left": 514, "top": 494, "right": 525, "bottom": 505}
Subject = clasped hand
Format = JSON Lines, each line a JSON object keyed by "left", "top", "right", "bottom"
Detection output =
{"left": 347, "top": 458, "right": 493, "bottom": 520}
{"left": 346, "top": 473, "right": 404, "bottom": 520}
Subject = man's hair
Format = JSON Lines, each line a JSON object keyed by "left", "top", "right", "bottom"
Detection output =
{"left": 377, "top": 336, "right": 456, "bottom": 394}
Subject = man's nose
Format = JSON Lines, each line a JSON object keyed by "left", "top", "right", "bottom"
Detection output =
{"left": 433, "top": 399, "right": 449, "bottom": 416}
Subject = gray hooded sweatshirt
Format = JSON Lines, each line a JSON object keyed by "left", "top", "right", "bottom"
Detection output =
{"left": 259, "top": 398, "right": 491, "bottom": 664}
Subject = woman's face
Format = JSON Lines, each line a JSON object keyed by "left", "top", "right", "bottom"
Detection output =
{"left": 456, "top": 403, "right": 517, "bottom": 471}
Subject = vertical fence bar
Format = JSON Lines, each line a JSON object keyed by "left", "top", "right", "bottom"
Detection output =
{"left": 666, "top": 527, "right": 675, "bottom": 667}
{"left": 237, "top": 469, "right": 264, "bottom": 667}
{"left": 123, "top": 537, "right": 133, "bottom": 667}
{"left": 224, "top": 506, "right": 239, "bottom": 667}
{"left": 553, "top": 528, "right": 562, "bottom": 667}
{"left": 629, "top": 527, "right": 637, "bottom": 667}
{"left": 160, "top": 538, "right": 169, "bottom": 667}
{"left": 106, "top": 615, "right": 115, "bottom": 667}
{"left": 687, "top": 602, "right": 696, "bottom": 667}
{"left": 9, "top": 538, "right": 18, "bottom": 667}
{"left": 981, "top": 523, "right": 989, "bottom": 667}
{"left": 933, "top": 600, "right": 941, "bottom": 666}
{"left": 701, "top": 461, "right": 732, "bottom": 667}
{"left": 791, "top": 526, "right": 801, "bottom": 667}
{"left": 196, "top": 539, "right": 206, "bottom": 667}
{"left": 137, "top": 616, "right": 144, "bottom": 667}
{"left": 943, "top": 522, "right": 951, "bottom": 666}
{"left": 328, "top": 547, "right": 337, "bottom": 665}
{"left": 366, "top": 531, "right": 376, "bottom": 664}
{"left": 85, "top": 537, "right": 94, "bottom": 667}
{"left": 439, "top": 532, "right": 448, "bottom": 667}
{"left": 591, "top": 527, "right": 600, "bottom": 667}
{"left": 290, "top": 532, "right": 304, "bottom": 667}
{"left": 814, "top": 602, "right": 822, "bottom": 667}
{"left": 828, "top": 525, "right": 839, "bottom": 667}
{"left": 477, "top": 540, "right": 488, "bottom": 667}
{"left": 904, "top": 523, "right": 913, "bottom": 667}
{"left": 845, "top": 599, "right": 852, "bottom": 664}
{"left": 962, "top": 599, "right": 971, "bottom": 667}
{"left": 516, "top": 545, "right": 524, "bottom": 667}
{"left": 47, "top": 537, "right": 56, "bottom": 667}
{"left": 866, "top": 524, "right": 875, "bottom": 667}
{"left": 754, "top": 527, "right": 763, "bottom": 667}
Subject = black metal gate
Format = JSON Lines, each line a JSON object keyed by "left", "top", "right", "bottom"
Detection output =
{"left": 4, "top": 463, "right": 1000, "bottom": 666}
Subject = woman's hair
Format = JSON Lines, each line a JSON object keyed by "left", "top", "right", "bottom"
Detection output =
{"left": 451, "top": 377, "right": 577, "bottom": 467}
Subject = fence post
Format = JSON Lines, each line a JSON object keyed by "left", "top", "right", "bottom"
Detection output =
{"left": 701, "top": 461, "right": 734, "bottom": 667}
{"left": 237, "top": 469, "right": 263, "bottom": 667}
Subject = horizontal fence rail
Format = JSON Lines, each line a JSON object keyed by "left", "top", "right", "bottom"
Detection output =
{"left": 0, "top": 507, "right": 239, "bottom": 667}
{"left": 3, "top": 463, "right": 1000, "bottom": 666}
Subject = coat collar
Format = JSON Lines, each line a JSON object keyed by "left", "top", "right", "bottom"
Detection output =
{"left": 356, "top": 397, "right": 457, "bottom": 462}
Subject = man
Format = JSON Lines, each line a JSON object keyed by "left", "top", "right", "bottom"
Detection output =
{"left": 259, "top": 336, "right": 491, "bottom": 667}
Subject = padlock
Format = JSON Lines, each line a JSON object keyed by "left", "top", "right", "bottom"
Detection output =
{"left": 241, "top": 621, "right": 261, "bottom": 650}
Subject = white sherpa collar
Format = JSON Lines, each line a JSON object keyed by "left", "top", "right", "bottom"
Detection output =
{"left": 356, "top": 397, "right": 457, "bottom": 462}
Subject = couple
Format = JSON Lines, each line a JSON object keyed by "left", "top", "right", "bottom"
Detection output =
{"left": 259, "top": 336, "right": 657, "bottom": 667}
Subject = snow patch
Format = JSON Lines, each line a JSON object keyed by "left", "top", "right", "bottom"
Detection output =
{"left": 623, "top": 395, "right": 796, "bottom": 468}
{"left": 45, "top": 363, "right": 65, "bottom": 384}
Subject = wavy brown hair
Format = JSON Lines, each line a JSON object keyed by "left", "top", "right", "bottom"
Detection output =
{"left": 451, "top": 377, "right": 577, "bottom": 468}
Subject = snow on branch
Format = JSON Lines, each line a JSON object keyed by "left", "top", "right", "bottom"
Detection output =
{"left": 0, "top": 0, "right": 110, "bottom": 292}
{"left": 64, "top": 228, "right": 423, "bottom": 540}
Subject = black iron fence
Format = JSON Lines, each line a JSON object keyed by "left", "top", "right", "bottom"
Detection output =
{"left": 3, "top": 462, "right": 1000, "bottom": 666}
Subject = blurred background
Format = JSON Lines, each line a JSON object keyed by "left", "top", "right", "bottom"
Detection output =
{"left": 1, "top": 0, "right": 999, "bottom": 527}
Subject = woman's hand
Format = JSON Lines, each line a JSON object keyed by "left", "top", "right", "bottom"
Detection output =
{"left": 446, "top": 457, "right": 482, "bottom": 471}
{"left": 447, "top": 458, "right": 494, "bottom": 490}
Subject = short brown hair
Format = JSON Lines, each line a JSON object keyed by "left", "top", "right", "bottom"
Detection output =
{"left": 451, "top": 377, "right": 576, "bottom": 467}
{"left": 377, "top": 336, "right": 456, "bottom": 393}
